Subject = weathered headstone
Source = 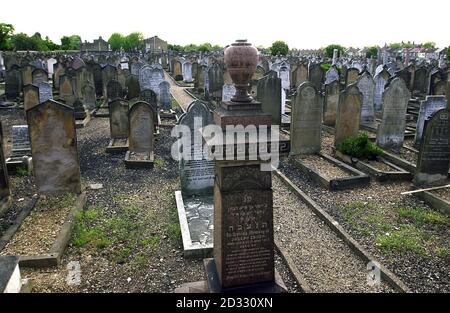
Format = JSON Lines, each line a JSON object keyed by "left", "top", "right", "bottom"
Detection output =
{"left": 125, "top": 101, "right": 155, "bottom": 166}
{"left": 334, "top": 84, "right": 363, "bottom": 147}
{"left": 5, "top": 68, "right": 21, "bottom": 100}
{"left": 182, "top": 62, "right": 193, "bottom": 83}
{"left": 325, "top": 66, "right": 340, "bottom": 84}
{"left": 106, "top": 80, "right": 123, "bottom": 101}
{"left": 374, "top": 67, "right": 390, "bottom": 111}
{"left": 357, "top": 72, "right": 376, "bottom": 126}
{"left": 376, "top": 77, "right": 411, "bottom": 151}
{"left": 309, "top": 63, "right": 325, "bottom": 91}
{"left": 323, "top": 80, "right": 340, "bottom": 126}
{"left": 109, "top": 99, "right": 129, "bottom": 139}
{"left": 290, "top": 82, "right": 322, "bottom": 154}
{"left": 222, "top": 83, "right": 236, "bottom": 102}
{"left": 345, "top": 68, "right": 360, "bottom": 86}
{"left": 23, "top": 84, "right": 39, "bottom": 111}
{"left": 158, "top": 81, "right": 171, "bottom": 110}
{"left": 178, "top": 100, "right": 214, "bottom": 196}
{"left": 413, "top": 108, "right": 450, "bottom": 187}
{"left": 414, "top": 96, "right": 447, "bottom": 147}
{"left": 82, "top": 84, "right": 96, "bottom": 110}
{"left": 38, "top": 81, "right": 53, "bottom": 103}
{"left": 279, "top": 66, "right": 290, "bottom": 90}
{"left": 32, "top": 68, "right": 48, "bottom": 85}
{"left": 59, "top": 75, "right": 75, "bottom": 106}
{"left": 26, "top": 100, "right": 81, "bottom": 194}
{"left": 257, "top": 71, "right": 282, "bottom": 125}
{"left": 208, "top": 64, "right": 224, "bottom": 99}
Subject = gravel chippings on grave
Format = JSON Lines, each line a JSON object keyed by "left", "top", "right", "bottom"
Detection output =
{"left": 1, "top": 195, "right": 75, "bottom": 256}
{"left": 0, "top": 110, "right": 36, "bottom": 238}
{"left": 273, "top": 176, "right": 394, "bottom": 293}
{"left": 300, "top": 154, "right": 354, "bottom": 179}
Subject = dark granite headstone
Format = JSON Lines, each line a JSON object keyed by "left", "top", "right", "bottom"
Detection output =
{"left": 5, "top": 68, "right": 21, "bottom": 100}
{"left": 414, "top": 108, "right": 450, "bottom": 187}
{"left": 158, "top": 81, "right": 171, "bottom": 110}
{"left": 414, "top": 96, "right": 447, "bottom": 147}
{"left": 106, "top": 80, "right": 123, "bottom": 101}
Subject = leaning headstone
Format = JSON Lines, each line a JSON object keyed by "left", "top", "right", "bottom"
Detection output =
{"left": 414, "top": 96, "right": 447, "bottom": 147}
{"left": 376, "top": 77, "right": 411, "bottom": 151}
{"left": 125, "top": 101, "right": 155, "bottom": 168}
{"left": 290, "top": 82, "right": 322, "bottom": 155}
{"left": 257, "top": 71, "right": 282, "bottom": 125}
{"left": 23, "top": 84, "right": 39, "bottom": 111}
{"left": 413, "top": 108, "right": 450, "bottom": 187}
{"left": 334, "top": 84, "right": 363, "bottom": 147}
{"left": 37, "top": 81, "right": 53, "bottom": 103}
{"left": 26, "top": 100, "right": 81, "bottom": 194}
{"left": 323, "top": 80, "right": 340, "bottom": 126}
{"left": 357, "top": 72, "right": 376, "bottom": 126}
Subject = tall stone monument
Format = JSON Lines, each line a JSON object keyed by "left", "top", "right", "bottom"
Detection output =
{"left": 203, "top": 40, "right": 286, "bottom": 293}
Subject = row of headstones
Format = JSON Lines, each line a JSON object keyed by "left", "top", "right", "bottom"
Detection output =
{"left": 0, "top": 97, "right": 158, "bottom": 200}
{"left": 289, "top": 78, "right": 450, "bottom": 187}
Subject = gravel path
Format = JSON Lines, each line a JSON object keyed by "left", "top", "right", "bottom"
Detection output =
{"left": 273, "top": 176, "right": 393, "bottom": 293}
{"left": 164, "top": 72, "right": 195, "bottom": 112}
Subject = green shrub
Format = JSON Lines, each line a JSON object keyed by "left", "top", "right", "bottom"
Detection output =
{"left": 337, "top": 133, "right": 383, "bottom": 160}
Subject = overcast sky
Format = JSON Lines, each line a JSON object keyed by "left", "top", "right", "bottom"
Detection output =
{"left": 1, "top": 0, "right": 448, "bottom": 49}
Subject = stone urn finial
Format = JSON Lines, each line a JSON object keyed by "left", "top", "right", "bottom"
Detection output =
{"left": 224, "top": 39, "right": 258, "bottom": 103}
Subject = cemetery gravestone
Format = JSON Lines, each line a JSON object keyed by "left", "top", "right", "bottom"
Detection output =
{"left": 5, "top": 68, "right": 21, "bottom": 101}
{"left": 23, "top": 84, "right": 39, "bottom": 111}
{"left": 290, "top": 82, "right": 322, "bottom": 154}
{"left": 323, "top": 80, "right": 340, "bottom": 126}
{"left": 38, "top": 82, "right": 53, "bottom": 103}
{"left": 32, "top": 68, "right": 48, "bottom": 85}
{"left": 413, "top": 108, "right": 450, "bottom": 187}
{"left": 414, "top": 96, "right": 447, "bottom": 147}
{"left": 345, "top": 68, "right": 360, "bottom": 86}
{"left": 126, "top": 75, "right": 141, "bottom": 100}
{"left": 257, "top": 72, "right": 282, "bottom": 125}
{"left": 376, "top": 77, "right": 411, "bottom": 151}
{"left": 178, "top": 100, "right": 214, "bottom": 196}
{"left": 222, "top": 84, "right": 236, "bottom": 102}
{"left": 26, "top": 100, "right": 81, "bottom": 194}
{"left": 158, "top": 81, "right": 171, "bottom": 110}
{"left": 374, "top": 67, "right": 390, "bottom": 111}
{"left": 82, "top": 84, "right": 96, "bottom": 111}
{"left": 334, "top": 84, "right": 363, "bottom": 147}
{"left": 357, "top": 72, "right": 376, "bottom": 126}
{"left": 309, "top": 63, "right": 325, "bottom": 91}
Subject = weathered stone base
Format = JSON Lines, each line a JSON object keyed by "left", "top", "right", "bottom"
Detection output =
{"left": 175, "top": 191, "right": 213, "bottom": 258}
{"left": 106, "top": 138, "right": 129, "bottom": 154}
{"left": 6, "top": 156, "right": 33, "bottom": 175}
{"left": 202, "top": 258, "right": 287, "bottom": 293}
{"left": 93, "top": 107, "right": 109, "bottom": 117}
{"left": 124, "top": 151, "right": 154, "bottom": 169}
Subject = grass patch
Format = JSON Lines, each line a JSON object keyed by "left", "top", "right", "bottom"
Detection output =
{"left": 154, "top": 158, "right": 164, "bottom": 168}
{"left": 71, "top": 206, "right": 111, "bottom": 249}
{"left": 16, "top": 167, "right": 29, "bottom": 177}
{"left": 341, "top": 201, "right": 450, "bottom": 258}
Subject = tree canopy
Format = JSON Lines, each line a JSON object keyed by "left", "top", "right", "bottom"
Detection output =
{"left": 270, "top": 41, "right": 289, "bottom": 56}
{"left": 60, "top": 35, "right": 81, "bottom": 50}
{"left": 168, "top": 43, "right": 222, "bottom": 53}
{"left": 365, "top": 46, "right": 379, "bottom": 59}
{"left": 0, "top": 23, "right": 14, "bottom": 50}
{"left": 324, "top": 44, "right": 345, "bottom": 58}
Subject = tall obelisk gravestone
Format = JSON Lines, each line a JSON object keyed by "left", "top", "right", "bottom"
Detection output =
{"left": 203, "top": 40, "right": 286, "bottom": 293}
